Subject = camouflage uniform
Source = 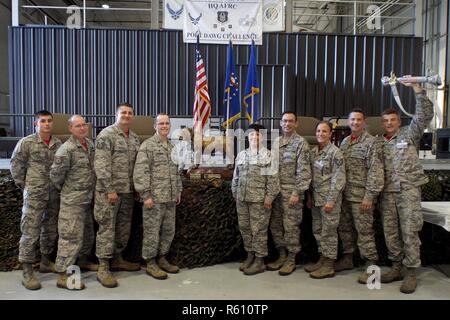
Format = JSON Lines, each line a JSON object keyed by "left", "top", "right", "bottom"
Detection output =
{"left": 310, "top": 142, "right": 346, "bottom": 260}
{"left": 94, "top": 124, "right": 140, "bottom": 259}
{"left": 339, "top": 130, "right": 384, "bottom": 261}
{"left": 270, "top": 133, "right": 311, "bottom": 254}
{"left": 50, "top": 136, "right": 96, "bottom": 273}
{"left": 134, "top": 135, "right": 182, "bottom": 260}
{"left": 380, "top": 91, "right": 433, "bottom": 268}
{"left": 232, "top": 147, "right": 280, "bottom": 257}
{"left": 10, "top": 134, "right": 62, "bottom": 263}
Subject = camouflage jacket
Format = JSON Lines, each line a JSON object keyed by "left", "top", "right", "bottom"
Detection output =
{"left": 50, "top": 136, "right": 95, "bottom": 204}
{"left": 232, "top": 147, "right": 280, "bottom": 203}
{"left": 133, "top": 134, "right": 182, "bottom": 203}
{"left": 272, "top": 133, "right": 312, "bottom": 198}
{"left": 310, "top": 142, "right": 346, "bottom": 206}
{"left": 340, "top": 130, "right": 384, "bottom": 202}
{"left": 94, "top": 124, "right": 140, "bottom": 194}
{"left": 10, "top": 133, "right": 62, "bottom": 200}
{"left": 381, "top": 91, "right": 433, "bottom": 192}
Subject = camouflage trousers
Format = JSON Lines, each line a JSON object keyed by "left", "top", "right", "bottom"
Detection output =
{"left": 19, "top": 194, "right": 60, "bottom": 263}
{"left": 141, "top": 202, "right": 176, "bottom": 260}
{"left": 94, "top": 192, "right": 134, "bottom": 259}
{"left": 236, "top": 200, "right": 271, "bottom": 258}
{"left": 270, "top": 194, "right": 303, "bottom": 254}
{"left": 380, "top": 187, "right": 423, "bottom": 268}
{"left": 55, "top": 199, "right": 95, "bottom": 273}
{"left": 338, "top": 199, "right": 379, "bottom": 261}
{"left": 311, "top": 202, "right": 341, "bottom": 260}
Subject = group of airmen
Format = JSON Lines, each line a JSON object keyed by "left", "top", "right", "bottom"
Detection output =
{"left": 10, "top": 80, "right": 433, "bottom": 294}
{"left": 231, "top": 80, "right": 432, "bottom": 295}
{"left": 11, "top": 104, "right": 181, "bottom": 291}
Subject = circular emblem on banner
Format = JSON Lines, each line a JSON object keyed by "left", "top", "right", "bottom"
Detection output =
{"left": 263, "top": 4, "right": 280, "bottom": 25}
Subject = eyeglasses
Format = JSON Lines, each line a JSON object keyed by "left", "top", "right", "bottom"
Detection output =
{"left": 73, "top": 124, "right": 88, "bottom": 129}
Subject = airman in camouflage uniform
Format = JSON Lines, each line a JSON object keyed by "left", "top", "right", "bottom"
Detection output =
{"left": 337, "top": 108, "right": 384, "bottom": 284}
{"left": 232, "top": 124, "right": 280, "bottom": 276}
{"left": 267, "top": 111, "right": 312, "bottom": 276}
{"left": 134, "top": 114, "right": 182, "bottom": 280}
{"left": 10, "top": 110, "right": 61, "bottom": 290}
{"left": 379, "top": 82, "right": 433, "bottom": 294}
{"left": 94, "top": 103, "right": 141, "bottom": 288}
{"left": 50, "top": 115, "right": 96, "bottom": 290}
{"left": 304, "top": 121, "right": 346, "bottom": 279}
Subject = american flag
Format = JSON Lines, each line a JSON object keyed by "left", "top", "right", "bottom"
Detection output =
{"left": 193, "top": 38, "right": 211, "bottom": 132}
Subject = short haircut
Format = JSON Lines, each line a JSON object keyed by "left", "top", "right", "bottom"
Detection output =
{"left": 248, "top": 123, "right": 266, "bottom": 132}
{"left": 315, "top": 120, "right": 333, "bottom": 132}
{"left": 116, "top": 102, "right": 134, "bottom": 111}
{"left": 155, "top": 113, "right": 170, "bottom": 126}
{"left": 382, "top": 108, "right": 400, "bottom": 118}
{"left": 155, "top": 113, "right": 170, "bottom": 121}
{"left": 348, "top": 108, "right": 366, "bottom": 119}
{"left": 34, "top": 110, "right": 53, "bottom": 120}
{"left": 68, "top": 115, "right": 85, "bottom": 125}
{"left": 281, "top": 111, "right": 297, "bottom": 122}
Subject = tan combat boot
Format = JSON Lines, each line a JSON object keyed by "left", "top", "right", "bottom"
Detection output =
{"left": 158, "top": 256, "right": 179, "bottom": 274}
{"left": 334, "top": 253, "right": 354, "bottom": 272}
{"left": 304, "top": 255, "right": 325, "bottom": 273}
{"left": 146, "top": 259, "right": 168, "bottom": 280}
{"left": 110, "top": 255, "right": 141, "bottom": 272}
{"left": 400, "top": 268, "right": 417, "bottom": 294}
{"left": 78, "top": 255, "right": 99, "bottom": 272}
{"left": 357, "top": 260, "right": 378, "bottom": 284}
{"left": 278, "top": 252, "right": 296, "bottom": 276}
{"left": 22, "top": 263, "right": 41, "bottom": 290}
{"left": 56, "top": 272, "right": 85, "bottom": 290}
{"left": 266, "top": 247, "right": 287, "bottom": 271}
{"left": 310, "top": 257, "right": 336, "bottom": 279}
{"left": 39, "top": 254, "right": 56, "bottom": 273}
{"left": 243, "top": 257, "right": 265, "bottom": 276}
{"left": 239, "top": 252, "right": 255, "bottom": 272}
{"left": 96, "top": 260, "right": 118, "bottom": 288}
{"left": 381, "top": 261, "right": 404, "bottom": 283}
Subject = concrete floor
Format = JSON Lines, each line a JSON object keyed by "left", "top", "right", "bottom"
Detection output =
{"left": 1, "top": 263, "right": 449, "bottom": 300}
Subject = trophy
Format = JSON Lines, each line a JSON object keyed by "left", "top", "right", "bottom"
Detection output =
{"left": 381, "top": 70, "right": 442, "bottom": 117}
{"left": 381, "top": 71, "right": 442, "bottom": 87}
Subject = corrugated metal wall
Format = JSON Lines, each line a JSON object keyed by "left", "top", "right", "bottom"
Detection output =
{"left": 9, "top": 27, "right": 422, "bottom": 136}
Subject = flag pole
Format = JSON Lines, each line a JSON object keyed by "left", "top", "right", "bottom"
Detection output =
{"left": 251, "top": 91, "right": 254, "bottom": 124}
{"left": 226, "top": 90, "right": 230, "bottom": 129}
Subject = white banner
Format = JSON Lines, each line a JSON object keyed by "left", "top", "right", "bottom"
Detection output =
{"left": 163, "top": 0, "right": 185, "bottom": 30}
{"left": 262, "top": 0, "right": 284, "bottom": 32}
{"left": 164, "top": 1, "right": 284, "bottom": 33}
{"left": 183, "top": 0, "right": 263, "bottom": 45}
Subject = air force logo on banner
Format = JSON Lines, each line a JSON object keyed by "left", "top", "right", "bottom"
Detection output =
{"left": 217, "top": 11, "right": 228, "bottom": 24}
{"left": 166, "top": 2, "right": 184, "bottom": 20}
{"left": 189, "top": 12, "right": 202, "bottom": 25}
